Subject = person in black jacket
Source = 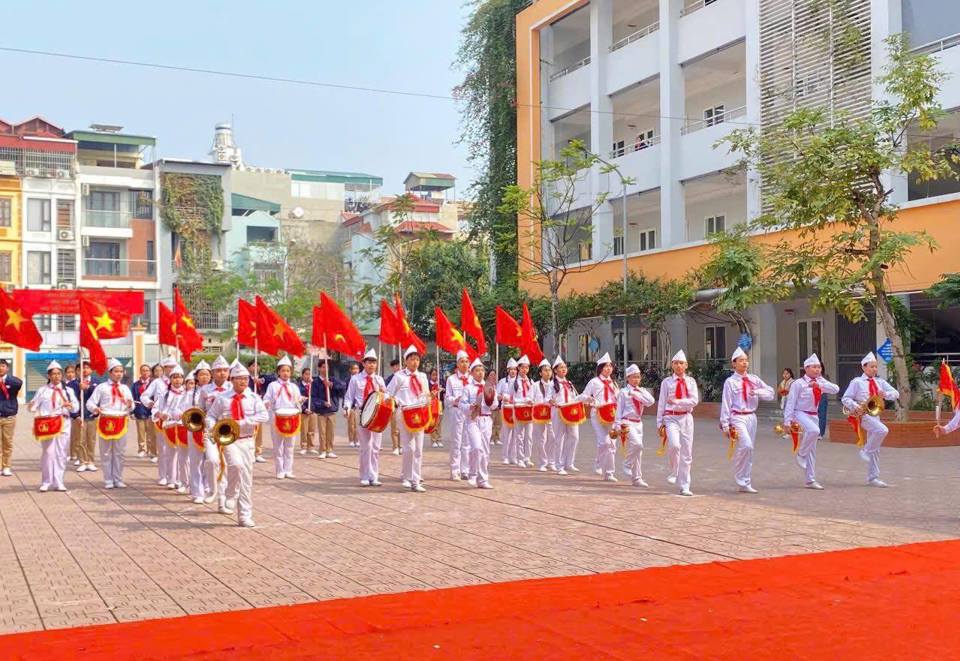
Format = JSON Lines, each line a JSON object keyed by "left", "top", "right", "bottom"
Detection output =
{"left": 131, "top": 363, "right": 156, "bottom": 459}
{"left": 0, "top": 359, "right": 23, "bottom": 476}
{"left": 68, "top": 361, "right": 100, "bottom": 473}
{"left": 247, "top": 360, "right": 275, "bottom": 463}
{"left": 312, "top": 361, "right": 346, "bottom": 459}
{"left": 297, "top": 366, "right": 318, "bottom": 456}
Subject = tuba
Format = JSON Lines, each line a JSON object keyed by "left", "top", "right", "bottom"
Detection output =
{"left": 181, "top": 407, "right": 206, "bottom": 433}
{"left": 213, "top": 418, "right": 240, "bottom": 447}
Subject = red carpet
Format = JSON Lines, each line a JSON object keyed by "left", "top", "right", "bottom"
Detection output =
{"left": 3, "top": 540, "right": 960, "bottom": 659}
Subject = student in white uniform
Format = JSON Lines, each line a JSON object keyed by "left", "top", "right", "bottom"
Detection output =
{"left": 28, "top": 361, "right": 79, "bottom": 492}
{"left": 263, "top": 355, "right": 304, "bottom": 480}
{"left": 497, "top": 358, "right": 519, "bottom": 465}
{"left": 199, "top": 356, "right": 230, "bottom": 503}
{"left": 583, "top": 352, "right": 620, "bottom": 481}
{"left": 86, "top": 358, "right": 134, "bottom": 489}
{"left": 656, "top": 350, "right": 699, "bottom": 496}
{"left": 444, "top": 350, "right": 472, "bottom": 480}
{"left": 387, "top": 345, "right": 431, "bottom": 492}
{"left": 841, "top": 351, "right": 900, "bottom": 488}
{"left": 344, "top": 348, "right": 387, "bottom": 486}
{"left": 531, "top": 359, "right": 556, "bottom": 471}
{"left": 550, "top": 356, "right": 585, "bottom": 475}
{"left": 784, "top": 353, "right": 840, "bottom": 490}
{"left": 720, "top": 347, "right": 776, "bottom": 493}
{"left": 141, "top": 357, "right": 176, "bottom": 482}
{"left": 511, "top": 355, "right": 535, "bottom": 468}
{"left": 205, "top": 361, "right": 268, "bottom": 527}
{"left": 459, "top": 358, "right": 499, "bottom": 489}
{"left": 159, "top": 366, "right": 193, "bottom": 494}
{"left": 613, "top": 364, "right": 655, "bottom": 487}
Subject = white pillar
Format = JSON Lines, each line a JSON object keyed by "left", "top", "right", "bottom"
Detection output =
{"left": 659, "top": 0, "right": 685, "bottom": 247}
{"left": 590, "top": 0, "right": 614, "bottom": 258}
{"left": 540, "top": 26, "right": 556, "bottom": 160}
{"left": 872, "top": 0, "right": 908, "bottom": 205}
{"left": 744, "top": 0, "right": 763, "bottom": 221}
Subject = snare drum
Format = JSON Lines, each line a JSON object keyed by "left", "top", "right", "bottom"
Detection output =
{"left": 558, "top": 401, "right": 587, "bottom": 426}
{"left": 273, "top": 408, "right": 301, "bottom": 437}
{"left": 514, "top": 403, "right": 533, "bottom": 423}
{"left": 401, "top": 403, "right": 431, "bottom": 433}
{"left": 596, "top": 402, "right": 617, "bottom": 425}
{"left": 501, "top": 403, "right": 515, "bottom": 427}
{"left": 360, "top": 392, "right": 395, "bottom": 433}
{"left": 532, "top": 403, "right": 552, "bottom": 424}
{"left": 33, "top": 415, "right": 63, "bottom": 441}
{"left": 97, "top": 414, "right": 129, "bottom": 441}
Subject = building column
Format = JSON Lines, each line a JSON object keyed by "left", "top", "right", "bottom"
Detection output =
{"left": 540, "top": 26, "right": 555, "bottom": 160}
{"left": 659, "top": 0, "right": 685, "bottom": 247}
{"left": 744, "top": 0, "right": 763, "bottom": 221}
{"left": 871, "top": 0, "right": 907, "bottom": 205}
{"left": 590, "top": 0, "right": 615, "bottom": 257}
{"left": 133, "top": 324, "right": 145, "bottom": 373}
{"left": 752, "top": 303, "right": 779, "bottom": 387}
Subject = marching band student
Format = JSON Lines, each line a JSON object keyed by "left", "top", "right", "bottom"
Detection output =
{"left": 263, "top": 356, "right": 304, "bottom": 479}
{"left": 313, "top": 360, "right": 345, "bottom": 459}
{"left": 200, "top": 357, "right": 230, "bottom": 503}
{"left": 131, "top": 364, "right": 155, "bottom": 460}
{"left": 86, "top": 358, "right": 134, "bottom": 490}
{"left": 531, "top": 359, "right": 556, "bottom": 471}
{"left": 498, "top": 357, "right": 519, "bottom": 465}
{"left": 186, "top": 363, "right": 212, "bottom": 503}
{"left": 29, "top": 361, "right": 79, "bottom": 492}
{"left": 583, "top": 353, "right": 620, "bottom": 481}
{"left": 656, "top": 350, "right": 699, "bottom": 496}
{"left": 444, "top": 350, "right": 472, "bottom": 480}
{"left": 387, "top": 345, "right": 431, "bottom": 492}
{"left": 157, "top": 366, "right": 187, "bottom": 490}
{"left": 345, "top": 348, "right": 386, "bottom": 487}
{"left": 429, "top": 367, "right": 444, "bottom": 448}
{"left": 459, "top": 358, "right": 498, "bottom": 489}
{"left": 344, "top": 362, "right": 361, "bottom": 448}
{"left": 298, "top": 365, "right": 318, "bottom": 456}
{"left": 720, "top": 347, "right": 776, "bottom": 494}
{"left": 205, "top": 361, "right": 268, "bottom": 527}
{"left": 142, "top": 357, "right": 176, "bottom": 481}
{"left": 841, "top": 351, "right": 899, "bottom": 488}
{"left": 0, "top": 358, "right": 22, "bottom": 478}
{"left": 614, "top": 364, "right": 655, "bottom": 487}
{"left": 550, "top": 356, "right": 585, "bottom": 475}
{"left": 247, "top": 360, "right": 273, "bottom": 463}
{"left": 512, "top": 356, "right": 535, "bottom": 468}
{"left": 385, "top": 359, "right": 402, "bottom": 455}
{"left": 69, "top": 360, "right": 100, "bottom": 474}
{"left": 784, "top": 353, "right": 840, "bottom": 490}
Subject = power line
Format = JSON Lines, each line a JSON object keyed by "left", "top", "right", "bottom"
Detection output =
{"left": 0, "top": 45, "right": 761, "bottom": 128}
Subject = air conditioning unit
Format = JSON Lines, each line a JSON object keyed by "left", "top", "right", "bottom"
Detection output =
{"left": 25, "top": 168, "right": 41, "bottom": 177}
{"left": 81, "top": 183, "right": 90, "bottom": 196}
{"left": 57, "top": 229, "right": 74, "bottom": 241}
{"left": 56, "top": 169, "right": 70, "bottom": 178}
{"left": 56, "top": 282, "right": 75, "bottom": 290}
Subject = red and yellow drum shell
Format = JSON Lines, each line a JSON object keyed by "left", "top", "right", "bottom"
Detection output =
{"left": 273, "top": 411, "right": 302, "bottom": 437}
{"left": 558, "top": 401, "right": 587, "bottom": 426}
{"left": 360, "top": 392, "right": 396, "bottom": 433}
{"left": 192, "top": 430, "right": 205, "bottom": 450}
{"left": 596, "top": 402, "right": 617, "bottom": 425}
{"left": 514, "top": 404, "right": 533, "bottom": 423}
{"left": 34, "top": 415, "right": 63, "bottom": 441}
{"left": 97, "top": 415, "right": 128, "bottom": 441}
{"left": 501, "top": 404, "right": 515, "bottom": 427}
{"left": 532, "top": 403, "right": 551, "bottom": 424}
{"left": 424, "top": 396, "right": 442, "bottom": 434}
{"left": 401, "top": 404, "right": 431, "bottom": 433}
{"left": 165, "top": 425, "right": 188, "bottom": 447}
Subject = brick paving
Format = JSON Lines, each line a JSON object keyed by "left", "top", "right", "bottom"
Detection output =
{"left": 0, "top": 410, "right": 956, "bottom": 633}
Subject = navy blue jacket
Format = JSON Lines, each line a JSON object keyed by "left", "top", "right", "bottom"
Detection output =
{"left": 130, "top": 378, "right": 153, "bottom": 420}
{"left": 0, "top": 375, "right": 22, "bottom": 417}
{"left": 310, "top": 375, "right": 346, "bottom": 415}
{"left": 68, "top": 377, "right": 101, "bottom": 420}
{"left": 248, "top": 373, "right": 275, "bottom": 397}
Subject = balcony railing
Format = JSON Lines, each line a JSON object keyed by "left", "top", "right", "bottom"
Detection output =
{"left": 84, "top": 208, "right": 153, "bottom": 228}
{"left": 610, "top": 134, "right": 661, "bottom": 158}
{"left": 680, "top": 105, "right": 746, "bottom": 135}
{"left": 610, "top": 21, "right": 659, "bottom": 52}
{"left": 549, "top": 55, "right": 591, "bottom": 82}
{"left": 912, "top": 32, "right": 960, "bottom": 56}
{"left": 680, "top": 0, "right": 719, "bottom": 17}
{"left": 83, "top": 258, "right": 157, "bottom": 279}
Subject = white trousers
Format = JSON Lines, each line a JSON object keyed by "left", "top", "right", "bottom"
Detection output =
{"left": 358, "top": 427, "right": 382, "bottom": 482}
{"left": 203, "top": 437, "right": 221, "bottom": 499}
{"left": 795, "top": 411, "right": 820, "bottom": 484}
{"left": 622, "top": 421, "right": 644, "bottom": 482}
{"left": 447, "top": 409, "right": 468, "bottom": 475}
{"left": 156, "top": 431, "right": 168, "bottom": 480}
{"left": 401, "top": 428, "right": 425, "bottom": 485}
{"left": 40, "top": 430, "right": 70, "bottom": 489}
{"left": 532, "top": 422, "right": 555, "bottom": 469}
{"left": 187, "top": 438, "right": 205, "bottom": 497}
{"left": 501, "top": 421, "right": 516, "bottom": 463}
{"left": 665, "top": 413, "right": 694, "bottom": 491}
{"left": 160, "top": 434, "right": 178, "bottom": 483}
{"left": 223, "top": 437, "right": 254, "bottom": 524}
{"left": 177, "top": 443, "right": 188, "bottom": 487}
{"left": 860, "top": 414, "right": 888, "bottom": 481}
{"left": 730, "top": 413, "right": 758, "bottom": 487}
{"left": 514, "top": 421, "right": 532, "bottom": 463}
{"left": 552, "top": 412, "right": 580, "bottom": 470}
{"left": 98, "top": 433, "right": 126, "bottom": 486}
{"left": 465, "top": 415, "right": 492, "bottom": 486}
{"left": 270, "top": 421, "right": 295, "bottom": 476}
{"left": 591, "top": 417, "right": 615, "bottom": 478}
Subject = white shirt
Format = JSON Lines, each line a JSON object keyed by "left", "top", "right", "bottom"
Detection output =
{"left": 494, "top": 374, "right": 514, "bottom": 403}
{"left": 720, "top": 372, "right": 776, "bottom": 428}
{"left": 199, "top": 381, "right": 230, "bottom": 412}
{"left": 841, "top": 374, "right": 899, "bottom": 412}
{"left": 345, "top": 371, "right": 386, "bottom": 409}
{"left": 614, "top": 384, "right": 655, "bottom": 425}
{"left": 783, "top": 375, "right": 840, "bottom": 424}
{"left": 86, "top": 380, "right": 134, "bottom": 416}
{"left": 161, "top": 387, "right": 193, "bottom": 428}
{"left": 531, "top": 379, "right": 554, "bottom": 405}
{"left": 205, "top": 388, "right": 269, "bottom": 438}
{"left": 549, "top": 377, "right": 583, "bottom": 406}
{"left": 386, "top": 368, "right": 429, "bottom": 407}
{"left": 656, "top": 374, "right": 700, "bottom": 426}
{"left": 458, "top": 378, "right": 500, "bottom": 416}
{"left": 141, "top": 377, "right": 169, "bottom": 419}
{"left": 263, "top": 378, "right": 303, "bottom": 414}
{"left": 29, "top": 383, "right": 79, "bottom": 418}
{"left": 510, "top": 374, "right": 535, "bottom": 404}
{"left": 583, "top": 376, "right": 619, "bottom": 408}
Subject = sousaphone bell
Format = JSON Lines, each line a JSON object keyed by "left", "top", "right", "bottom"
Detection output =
{"left": 214, "top": 418, "right": 241, "bottom": 447}
{"left": 181, "top": 407, "right": 206, "bottom": 433}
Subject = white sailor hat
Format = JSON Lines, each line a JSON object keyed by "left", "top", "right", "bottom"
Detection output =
{"left": 210, "top": 355, "right": 230, "bottom": 370}
{"left": 552, "top": 355, "right": 566, "bottom": 368}
{"left": 456, "top": 350, "right": 469, "bottom": 361}
{"left": 469, "top": 358, "right": 484, "bottom": 370}
{"left": 403, "top": 345, "right": 420, "bottom": 359}
{"left": 363, "top": 348, "right": 378, "bottom": 362}
{"left": 538, "top": 359, "right": 551, "bottom": 369}
{"left": 160, "top": 356, "right": 177, "bottom": 368}
{"left": 46, "top": 360, "right": 62, "bottom": 373}
{"left": 517, "top": 355, "right": 530, "bottom": 366}
{"left": 230, "top": 362, "right": 250, "bottom": 378}
{"left": 731, "top": 347, "right": 747, "bottom": 362}
{"left": 194, "top": 359, "right": 211, "bottom": 372}
{"left": 861, "top": 351, "right": 877, "bottom": 366}
{"left": 625, "top": 364, "right": 641, "bottom": 377}
{"left": 277, "top": 355, "right": 292, "bottom": 368}
{"left": 596, "top": 352, "right": 612, "bottom": 366}
{"left": 803, "top": 353, "right": 821, "bottom": 368}
{"left": 169, "top": 365, "right": 184, "bottom": 377}
{"left": 107, "top": 358, "right": 123, "bottom": 372}
{"left": 506, "top": 357, "right": 518, "bottom": 369}
{"left": 185, "top": 370, "right": 196, "bottom": 382}
{"left": 671, "top": 350, "right": 687, "bottom": 363}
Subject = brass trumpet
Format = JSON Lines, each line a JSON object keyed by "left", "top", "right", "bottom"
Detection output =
{"left": 181, "top": 407, "right": 206, "bottom": 433}
{"left": 843, "top": 394, "right": 884, "bottom": 418}
{"left": 213, "top": 418, "right": 241, "bottom": 447}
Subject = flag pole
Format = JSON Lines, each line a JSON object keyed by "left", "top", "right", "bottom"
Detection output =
{"left": 377, "top": 339, "right": 382, "bottom": 377}
{"left": 495, "top": 343, "right": 499, "bottom": 381}
{"left": 323, "top": 333, "right": 331, "bottom": 404}
{"left": 77, "top": 336, "right": 85, "bottom": 448}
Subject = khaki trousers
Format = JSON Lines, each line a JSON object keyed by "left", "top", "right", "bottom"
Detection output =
{"left": 491, "top": 409, "right": 502, "bottom": 443}
{"left": 77, "top": 419, "right": 98, "bottom": 464}
{"left": 136, "top": 418, "right": 157, "bottom": 455}
{"left": 70, "top": 418, "right": 81, "bottom": 459}
{"left": 347, "top": 409, "right": 358, "bottom": 444}
{"left": 254, "top": 424, "right": 263, "bottom": 456}
{"left": 0, "top": 416, "right": 14, "bottom": 469}
{"left": 390, "top": 413, "right": 400, "bottom": 450}
{"left": 318, "top": 414, "right": 335, "bottom": 452}
{"left": 300, "top": 412, "right": 317, "bottom": 449}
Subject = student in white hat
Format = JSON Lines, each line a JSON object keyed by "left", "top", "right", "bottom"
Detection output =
{"left": 841, "top": 351, "right": 899, "bottom": 487}
{"left": 205, "top": 361, "right": 268, "bottom": 527}
{"left": 158, "top": 366, "right": 190, "bottom": 494}
{"left": 511, "top": 355, "right": 535, "bottom": 468}
{"left": 28, "top": 361, "right": 80, "bottom": 492}
{"left": 613, "top": 364, "right": 655, "bottom": 487}
{"left": 497, "top": 357, "right": 520, "bottom": 465}
{"left": 197, "top": 355, "right": 231, "bottom": 501}
{"left": 444, "top": 349, "right": 473, "bottom": 480}
{"left": 86, "top": 358, "right": 135, "bottom": 489}
{"left": 345, "top": 348, "right": 387, "bottom": 486}
{"left": 386, "top": 346, "right": 431, "bottom": 492}
{"left": 531, "top": 358, "right": 557, "bottom": 471}
{"left": 720, "top": 347, "right": 776, "bottom": 493}
{"left": 784, "top": 354, "right": 840, "bottom": 489}
{"left": 263, "top": 355, "right": 305, "bottom": 479}
{"left": 549, "top": 356, "right": 585, "bottom": 475}
{"left": 582, "top": 352, "right": 620, "bottom": 481}
{"left": 656, "top": 350, "right": 699, "bottom": 496}
{"left": 141, "top": 356, "right": 178, "bottom": 479}
{"left": 459, "top": 358, "right": 498, "bottom": 488}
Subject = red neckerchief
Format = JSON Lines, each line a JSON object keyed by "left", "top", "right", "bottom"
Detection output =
{"left": 278, "top": 379, "right": 293, "bottom": 401}
{"left": 459, "top": 372, "right": 469, "bottom": 386}
{"left": 674, "top": 376, "right": 689, "bottom": 400}
{"left": 740, "top": 373, "right": 753, "bottom": 401}
{"left": 110, "top": 381, "right": 123, "bottom": 406}
{"left": 521, "top": 377, "right": 529, "bottom": 398}
{"left": 868, "top": 377, "right": 879, "bottom": 397}
{"left": 601, "top": 377, "right": 614, "bottom": 402}
{"left": 50, "top": 384, "right": 63, "bottom": 408}
{"left": 363, "top": 374, "right": 375, "bottom": 398}
{"left": 630, "top": 388, "right": 645, "bottom": 416}
{"left": 408, "top": 370, "right": 422, "bottom": 397}
{"left": 560, "top": 378, "right": 571, "bottom": 403}
{"left": 231, "top": 393, "right": 245, "bottom": 420}
{"left": 0, "top": 378, "right": 8, "bottom": 399}
{"left": 808, "top": 376, "right": 822, "bottom": 406}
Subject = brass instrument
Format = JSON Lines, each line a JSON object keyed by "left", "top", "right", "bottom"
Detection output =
{"left": 843, "top": 393, "right": 884, "bottom": 418}
{"left": 773, "top": 423, "right": 785, "bottom": 435}
{"left": 181, "top": 407, "right": 205, "bottom": 433}
{"left": 214, "top": 418, "right": 240, "bottom": 447}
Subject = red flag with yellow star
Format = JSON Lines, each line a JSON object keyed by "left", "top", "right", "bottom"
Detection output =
{"left": 460, "top": 289, "right": 486, "bottom": 357}
{"left": 174, "top": 287, "right": 204, "bottom": 361}
{"left": 313, "top": 292, "right": 365, "bottom": 360}
{"left": 394, "top": 294, "right": 426, "bottom": 355}
{"left": 237, "top": 298, "right": 258, "bottom": 349}
{"left": 255, "top": 295, "right": 305, "bottom": 357}
{"left": 79, "top": 297, "right": 130, "bottom": 373}
{"left": 157, "top": 302, "right": 177, "bottom": 347}
{"left": 0, "top": 288, "right": 42, "bottom": 351}
{"left": 495, "top": 305, "right": 523, "bottom": 348}
{"left": 435, "top": 306, "right": 469, "bottom": 357}
{"left": 520, "top": 302, "right": 544, "bottom": 365}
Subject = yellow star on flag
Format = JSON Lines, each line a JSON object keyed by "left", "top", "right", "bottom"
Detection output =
{"left": 273, "top": 322, "right": 286, "bottom": 338}
{"left": 334, "top": 333, "right": 346, "bottom": 342}
{"left": 450, "top": 328, "right": 464, "bottom": 344}
{"left": 180, "top": 315, "right": 195, "bottom": 329}
{"left": 5, "top": 307, "right": 25, "bottom": 330}
{"left": 473, "top": 314, "right": 481, "bottom": 328}
{"left": 94, "top": 311, "right": 115, "bottom": 333}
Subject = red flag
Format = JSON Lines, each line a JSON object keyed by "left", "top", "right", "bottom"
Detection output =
{"left": 0, "top": 288, "right": 43, "bottom": 351}
{"left": 79, "top": 297, "right": 130, "bottom": 373}
{"left": 255, "top": 296, "right": 305, "bottom": 357}
{"left": 435, "top": 307, "right": 469, "bottom": 357}
{"left": 174, "top": 288, "right": 204, "bottom": 361}
{"left": 394, "top": 294, "right": 426, "bottom": 355}
{"left": 460, "top": 289, "right": 486, "bottom": 356}
{"left": 314, "top": 292, "right": 365, "bottom": 360}
{"left": 938, "top": 360, "right": 960, "bottom": 410}
{"left": 520, "top": 303, "right": 544, "bottom": 365}
{"left": 495, "top": 305, "right": 524, "bottom": 348}
{"left": 157, "top": 302, "right": 177, "bottom": 347}
{"left": 379, "top": 299, "right": 402, "bottom": 345}
{"left": 237, "top": 299, "right": 258, "bottom": 348}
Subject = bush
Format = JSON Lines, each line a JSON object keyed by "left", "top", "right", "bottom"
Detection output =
{"left": 687, "top": 359, "right": 730, "bottom": 402}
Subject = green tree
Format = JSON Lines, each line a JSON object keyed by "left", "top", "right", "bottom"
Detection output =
{"left": 721, "top": 35, "right": 957, "bottom": 419}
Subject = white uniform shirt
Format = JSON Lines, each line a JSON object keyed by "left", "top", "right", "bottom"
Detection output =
{"left": 141, "top": 377, "right": 170, "bottom": 419}
{"left": 161, "top": 387, "right": 193, "bottom": 429}
{"left": 458, "top": 378, "right": 500, "bottom": 416}
{"left": 510, "top": 374, "right": 535, "bottom": 405}
{"left": 841, "top": 375, "right": 899, "bottom": 412}
{"left": 656, "top": 374, "right": 700, "bottom": 427}
{"left": 783, "top": 375, "right": 840, "bottom": 425}
{"left": 549, "top": 377, "right": 583, "bottom": 406}
{"left": 86, "top": 380, "right": 134, "bottom": 416}
{"left": 345, "top": 371, "right": 386, "bottom": 409}
{"left": 531, "top": 379, "right": 554, "bottom": 406}
{"left": 29, "top": 383, "right": 79, "bottom": 418}
{"left": 719, "top": 372, "right": 776, "bottom": 429}
{"left": 614, "top": 384, "right": 655, "bottom": 425}
{"left": 445, "top": 370, "right": 472, "bottom": 409}
{"left": 205, "top": 388, "right": 269, "bottom": 438}
{"left": 199, "top": 381, "right": 230, "bottom": 412}
{"left": 495, "top": 375, "right": 515, "bottom": 404}
{"left": 263, "top": 378, "right": 303, "bottom": 414}
{"left": 583, "top": 376, "right": 619, "bottom": 409}
{"left": 386, "top": 368, "right": 429, "bottom": 407}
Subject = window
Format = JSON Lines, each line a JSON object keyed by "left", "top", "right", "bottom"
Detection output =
{"left": 611, "top": 140, "right": 625, "bottom": 158}
{"left": 85, "top": 241, "right": 121, "bottom": 276}
{"left": 89, "top": 190, "right": 120, "bottom": 211}
{"left": 0, "top": 252, "right": 11, "bottom": 281}
{"left": 640, "top": 330, "right": 661, "bottom": 364}
{"left": 639, "top": 229, "right": 656, "bottom": 252}
{"left": 798, "top": 319, "right": 823, "bottom": 366}
{"left": 57, "top": 249, "right": 76, "bottom": 284}
{"left": 578, "top": 334, "right": 590, "bottom": 363}
{"left": 58, "top": 314, "right": 76, "bottom": 331}
{"left": 27, "top": 251, "right": 52, "bottom": 284}
{"left": 0, "top": 198, "right": 11, "bottom": 227}
{"left": 131, "top": 190, "right": 153, "bottom": 219}
{"left": 704, "top": 104, "right": 725, "bottom": 127}
{"left": 35, "top": 315, "right": 52, "bottom": 332}
{"left": 613, "top": 331, "right": 625, "bottom": 364}
{"left": 613, "top": 230, "right": 624, "bottom": 256}
{"left": 705, "top": 215, "right": 725, "bottom": 236}
{"left": 705, "top": 326, "right": 727, "bottom": 360}
{"left": 252, "top": 264, "right": 282, "bottom": 287}
{"left": 246, "top": 226, "right": 277, "bottom": 243}
{"left": 146, "top": 240, "right": 156, "bottom": 277}
{"left": 56, "top": 200, "right": 73, "bottom": 230}
{"left": 27, "top": 199, "right": 51, "bottom": 232}
{"left": 635, "top": 129, "right": 655, "bottom": 150}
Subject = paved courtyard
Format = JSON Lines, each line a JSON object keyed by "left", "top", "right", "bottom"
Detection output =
{"left": 0, "top": 411, "right": 957, "bottom": 634}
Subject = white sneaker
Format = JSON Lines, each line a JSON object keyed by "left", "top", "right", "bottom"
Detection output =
{"left": 176, "top": 486, "right": 186, "bottom": 494}
{"left": 360, "top": 480, "right": 371, "bottom": 487}
{"left": 317, "top": 451, "right": 327, "bottom": 458}
{"left": 738, "top": 485, "right": 759, "bottom": 494}
{"left": 402, "top": 479, "right": 412, "bottom": 488}
{"left": 225, "top": 498, "right": 237, "bottom": 511}
{"left": 411, "top": 484, "right": 426, "bottom": 493}
{"left": 115, "top": 481, "right": 127, "bottom": 488}
{"left": 603, "top": 474, "right": 618, "bottom": 483}
{"left": 326, "top": 452, "right": 337, "bottom": 459}
{"left": 166, "top": 483, "right": 176, "bottom": 490}
{"left": 858, "top": 449, "right": 870, "bottom": 462}
{"left": 594, "top": 467, "right": 603, "bottom": 475}
{"left": 667, "top": 475, "right": 677, "bottom": 485}
{"left": 557, "top": 468, "right": 568, "bottom": 476}
{"left": 73, "top": 459, "right": 81, "bottom": 466}
{"left": 77, "top": 464, "right": 88, "bottom": 473}
{"left": 478, "top": 482, "right": 493, "bottom": 489}
{"left": 276, "top": 473, "right": 285, "bottom": 480}
{"left": 868, "top": 478, "right": 889, "bottom": 488}
{"left": 56, "top": 486, "right": 67, "bottom": 492}
{"left": 255, "top": 455, "right": 266, "bottom": 463}
{"left": 467, "top": 477, "right": 477, "bottom": 487}
{"left": 805, "top": 481, "right": 824, "bottom": 490}
{"left": 192, "top": 496, "right": 204, "bottom": 504}
{"left": 371, "top": 480, "right": 382, "bottom": 487}
{"left": 86, "top": 464, "right": 97, "bottom": 472}
{"left": 39, "top": 484, "right": 49, "bottom": 492}
{"left": 105, "top": 482, "right": 115, "bottom": 489}
{"left": 537, "top": 466, "right": 548, "bottom": 472}
{"left": 502, "top": 459, "right": 510, "bottom": 465}
{"left": 307, "top": 449, "right": 319, "bottom": 455}
{"left": 1, "top": 468, "right": 10, "bottom": 477}
{"left": 546, "top": 464, "right": 556, "bottom": 472}
{"left": 138, "top": 451, "right": 146, "bottom": 458}
{"left": 158, "top": 478, "right": 167, "bottom": 486}
{"left": 392, "top": 448, "right": 401, "bottom": 456}
{"left": 239, "top": 519, "right": 256, "bottom": 528}
{"left": 632, "top": 479, "right": 649, "bottom": 488}
{"left": 203, "top": 495, "right": 216, "bottom": 504}
{"left": 437, "top": 443, "right": 444, "bottom": 448}
{"left": 450, "top": 473, "right": 462, "bottom": 481}
{"left": 680, "top": 489, "right": 693, "bottom": 496}
{"left": 568, "top": 466, "right": 580, "bottom": 473}
{"left": 299, "top": 449, "right": 307, "bottom": 455}
{"left": 150, "top": 456, "right": 158, "bottom": 464}
{"left": 219, "top": 505, "right": 234, "bottom": 515}
{"left": 795, "top": 454, "right": 808, "bottom": 470}
{"left": 285, "top": 473, "right": 296, "bottom": 479}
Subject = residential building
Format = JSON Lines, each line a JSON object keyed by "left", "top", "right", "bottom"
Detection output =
{"left": 229, "top": 193, "right": 283, "bottom": 284}
{"left": 516, "top": 0, "right": 960, "bottom": 387}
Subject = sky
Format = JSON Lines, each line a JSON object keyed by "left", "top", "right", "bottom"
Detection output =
{"left": 1, "top": 0, "right": 476, "bottom": 194}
